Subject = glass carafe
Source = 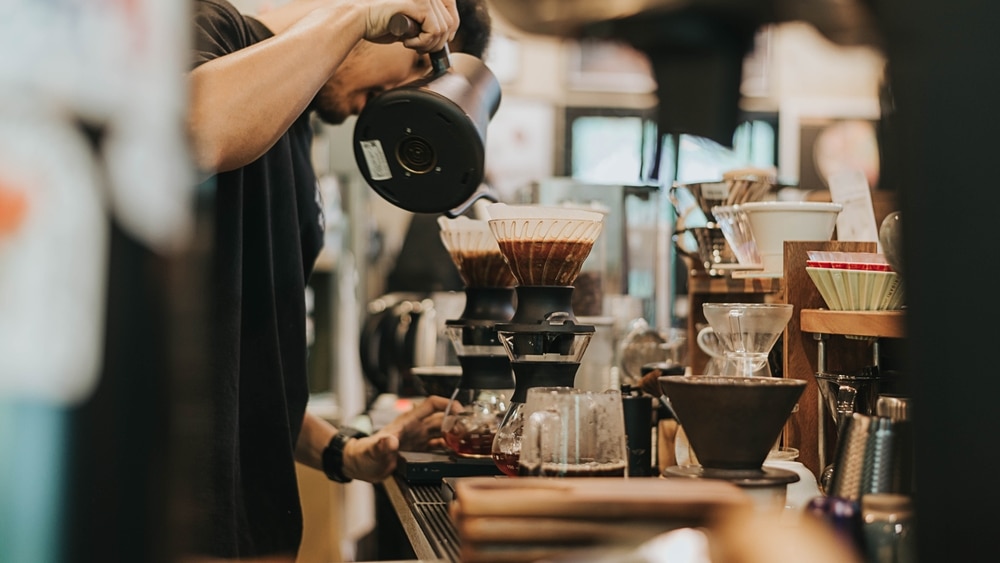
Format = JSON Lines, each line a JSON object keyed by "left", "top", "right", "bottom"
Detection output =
{"left": 441, "top": 350, "right": 514, "bottom": 458}
{"left": 440, "top": 312, "right": 515, "bottom": 459}
{"left": 490, "top": 318, "right": 593, "bottom": 476}
{"left": 518, "top": 386, "right": 628, "bottom": 477}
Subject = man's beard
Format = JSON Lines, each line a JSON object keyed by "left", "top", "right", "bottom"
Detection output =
{"left": 311, "top": 102, "right": 347, "bottom": 126}
{"left": 309, "top": 93, "right": 347, "bottom": 126}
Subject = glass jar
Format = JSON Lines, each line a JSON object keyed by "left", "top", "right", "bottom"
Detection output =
{"left": 490, "top": 361, "right": 586, "bottom": 476}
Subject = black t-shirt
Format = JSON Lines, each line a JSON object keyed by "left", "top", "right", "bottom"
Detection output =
{"left": 191, "top": 0, "right": 324, "bottom": 557}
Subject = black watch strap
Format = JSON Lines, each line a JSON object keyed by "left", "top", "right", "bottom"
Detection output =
{"left": 322, "top": 427, "right": 369, "bottom": 483}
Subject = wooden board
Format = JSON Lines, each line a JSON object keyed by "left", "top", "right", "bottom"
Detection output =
{"left": 451, "top": 476, "right": 752, "bottom": 563}
{"left": 452, "top": 476, "right": 750, "bottom": 519}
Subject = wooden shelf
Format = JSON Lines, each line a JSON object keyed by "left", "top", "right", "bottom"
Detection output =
{"left": 800, "top": 309, "right": 905, "bottom": 339}
{"left": 780, "top": 240, "right": 883, "bottom": 479}
{"left": 687, "top": 271, "right": 783, "bottom": 295}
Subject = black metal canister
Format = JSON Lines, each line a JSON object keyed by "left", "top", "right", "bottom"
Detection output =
{"left": 621, "top": 385, "right": 654, "bottom": 476}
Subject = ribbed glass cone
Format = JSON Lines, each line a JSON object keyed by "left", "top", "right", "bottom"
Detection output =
{"left": 438, "top": 215, "right": 516, "bottom": 288}
{"left": 484, "top": 203, "right": 604, "bottom": 286}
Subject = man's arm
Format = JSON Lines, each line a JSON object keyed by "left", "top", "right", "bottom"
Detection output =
{"left": 295, "top": 395, "right": 449, "bottom": 482}
{"left": 187, "top": 0, "right": 458, "bottom": 173}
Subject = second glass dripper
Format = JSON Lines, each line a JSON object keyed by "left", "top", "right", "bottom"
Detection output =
{"left": 701, "top": 303, "right": 793, "bottom": 377}
{"left": 437, "top": 215, "right": 517, "bottom": 459}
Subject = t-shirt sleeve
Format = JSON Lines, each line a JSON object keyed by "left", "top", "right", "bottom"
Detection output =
{"left": 191, "top": 0, "right": 247, "bottom": 68}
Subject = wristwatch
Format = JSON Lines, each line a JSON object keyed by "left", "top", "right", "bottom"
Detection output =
{"left": 322, "top": 427, "right": 369, "bottom": 483}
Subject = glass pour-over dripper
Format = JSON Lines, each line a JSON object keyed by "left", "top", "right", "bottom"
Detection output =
{"left": 702, "top": 303, "right": 793, "bottom": 377}
{"left": 483, "top": 203, "right": 605, "bottom": 476}
{"left": 437, "top": 216, "right": 517, "bottom": 459}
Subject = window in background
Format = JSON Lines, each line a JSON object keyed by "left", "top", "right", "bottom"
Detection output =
{"left": 661, "top": 117, "right": 779, "bottom": 184}
{"left": 564, "top": 107, "right": 657, "bottom": 184}
{"left": 564, "top": 108, "right": 779, "bottom": 329}
{"left": 566, "top": 108, "right": 778, "bottom": 185}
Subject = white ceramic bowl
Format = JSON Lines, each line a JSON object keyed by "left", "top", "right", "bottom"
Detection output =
{"left": 740, "top": 201, "right": 843, "bottom": 274}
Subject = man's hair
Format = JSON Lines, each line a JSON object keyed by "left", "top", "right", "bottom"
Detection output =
{"left": 454, "top": 0, "right": 492, "bottom": 58}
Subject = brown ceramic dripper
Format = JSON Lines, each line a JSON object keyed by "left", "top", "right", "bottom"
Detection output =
{"left": 657, "top": 375, "right": 805, "bottom": 509}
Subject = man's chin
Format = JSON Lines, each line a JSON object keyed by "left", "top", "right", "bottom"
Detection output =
{"left": 312, "top": 108, "right": 347, "bottom": 126}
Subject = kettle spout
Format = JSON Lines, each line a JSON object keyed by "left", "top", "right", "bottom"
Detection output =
{"left": 445, "top": 184, "right": 498, "bottom": 218}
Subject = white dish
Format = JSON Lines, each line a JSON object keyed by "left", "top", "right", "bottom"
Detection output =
{"left": 740, "top": 201, "right": 843, "bottom": 273}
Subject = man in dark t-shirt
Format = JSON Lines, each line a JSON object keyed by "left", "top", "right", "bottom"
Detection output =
{"left": 187, "top": 0, "right": 492, "bottom": 558}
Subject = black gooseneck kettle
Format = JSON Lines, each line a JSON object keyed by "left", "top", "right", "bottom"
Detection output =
{"left": 353, "top": 14, "right": 502, "bottom": 216}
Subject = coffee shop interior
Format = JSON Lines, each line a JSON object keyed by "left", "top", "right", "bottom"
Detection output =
{"left": 2, "top": 0, "right": 999, "bottom": 562}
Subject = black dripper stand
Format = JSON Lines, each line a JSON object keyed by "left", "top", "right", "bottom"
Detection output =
{"left": 441, "top": 287, "right": 516, "bottom": 459}
{"left": 481, "top": 202, "right": 606, "bottom": 477}
{"left": 395, "top": 217, "right": 516, "bottom": 483}
{"left": 399, "top": 297, "right": 517, "bottom": 482}
{"left": 435, "top": 216, "right": 518, "bottom": 464}
{"left": 490, "top": 290, "right": 595, "bottom": 477}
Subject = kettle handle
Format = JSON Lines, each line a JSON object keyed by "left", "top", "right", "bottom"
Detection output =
{"left": 388, "top": 13, "right": 451, "bottom": 74}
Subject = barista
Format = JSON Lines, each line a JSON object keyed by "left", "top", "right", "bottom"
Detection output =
{"left": 186, "top": 0, "right": 493, "bottom": 558}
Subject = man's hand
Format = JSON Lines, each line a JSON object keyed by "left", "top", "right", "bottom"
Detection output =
{"left": 380, "top": 395, "right": 449, "bottom": 451}
{"left": 341, "top": 395, "right": 449, "bottom": 482}
{"left": 363, "top": 0, "right": 458, "bottom": 53}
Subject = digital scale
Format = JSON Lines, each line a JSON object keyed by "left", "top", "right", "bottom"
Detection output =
{"left": 396, "top": 450, "right": 505, "bottom": 484}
